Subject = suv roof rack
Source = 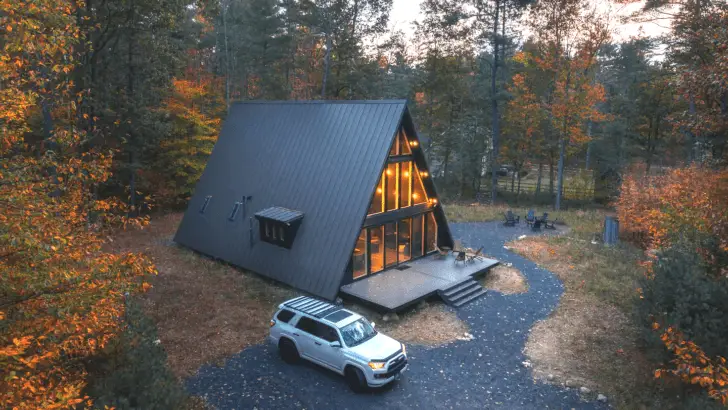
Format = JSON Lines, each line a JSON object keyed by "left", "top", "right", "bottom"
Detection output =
{"left": 283, "top": 296, "right": 342, "bottom": 319}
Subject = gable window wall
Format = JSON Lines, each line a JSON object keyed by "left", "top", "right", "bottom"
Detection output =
{"left": 352, "top": 128, "right": 440, "bottom": 280}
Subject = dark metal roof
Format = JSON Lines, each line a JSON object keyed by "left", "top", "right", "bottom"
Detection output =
{"left": 254, "top": 206, "right": 304, "bottom": 224}
{"left": 174, "top": 100, "right": 408, "bottom": 300}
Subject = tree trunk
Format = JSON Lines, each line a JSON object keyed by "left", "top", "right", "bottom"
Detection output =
{"left": 549, "top": 154, "right": 554, "bottom": 195}
{"left": 489, "top": 0, "right": 501, "bottom": 204}
{"left": 510, "top": 167, "right": 515, "bottom": 192}
{"left": 585, "top": 120, "right": 592, "bottom": 169}
{"left": 555, "top": 65, "right": 573, "bottom": 211}
{"left": 535, "top": 161, "right": 543, "bottom": 195}
{"left": 321, "top": 35, "right": 331, "bottom": 98}
{"left": 222, "top": 2, "right": 231, "bottom": 110}
{"left": 555, "top": 137, "right": 565, "bottom": 210}
{"left": 127, "top": 0, "right": 136, "bottom": 214}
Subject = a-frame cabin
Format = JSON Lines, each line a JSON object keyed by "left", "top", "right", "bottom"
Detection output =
{"left": 175, "top": 100, "right": 496, "bottom": 311}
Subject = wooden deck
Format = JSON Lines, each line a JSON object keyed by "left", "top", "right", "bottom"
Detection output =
{"left": 339, "top": 253, "right": 499, "bottom": 311}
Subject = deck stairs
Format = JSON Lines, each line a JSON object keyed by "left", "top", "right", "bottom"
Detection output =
{"left": 438, "top": 278, "right": 487, "bottom": 308}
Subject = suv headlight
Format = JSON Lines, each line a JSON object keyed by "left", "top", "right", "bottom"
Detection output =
{"left": 368, "top": 361, "right": 386, "bottom": 370}
{"left": 401, "top": 343, "right": 406, "bottom": 355}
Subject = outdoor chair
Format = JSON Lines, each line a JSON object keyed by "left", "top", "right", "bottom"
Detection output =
{"left": 532, "top": 217, "right": 543, "bottom": 231}
{"left": 434, "top": 243, "right": 450, "bottom": 259}
{"left": 503, "top": 211, "right": 520, "bottom": 227}
{"left": 525, "top": 210, "right": 536, "bottom": 227}
{"left": 466, "top": 246, "right": 484, "bottom": 263}
{"left": 454, "top": 250, "right": 466, "bottom": 265}
{"left": 541, "top": 212, "right": 556, "bottom": 230}
{"left": 453, "top": 239, "right": 464, "bottom": 252}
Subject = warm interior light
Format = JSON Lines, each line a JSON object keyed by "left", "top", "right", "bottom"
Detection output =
{"left": 404, "top": 171, "right": 410, "bottom": 177}
{"left": 412, "top": 193, "right": 419, "bottom": 199}
{"left": 421, "top": 171, "right": 429, "bottom": 177}
{"left": 386, "top": 169, "right": 392, "bottom": 176}
{"left": 431, "top": 198, "right": 438, "bottom": 204}
{"left": 409, "top": 140, "right": 418, "bottom": 147}
{"left": 376, "top": 187, "right": 382, "bottom": 194}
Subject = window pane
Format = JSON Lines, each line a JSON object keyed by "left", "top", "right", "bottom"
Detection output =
{"left": 399, "top": 130, "right": 411, "bottom": 154}
{"left": 315, "top": 323, "right": 339, "bottom": 343}
{"left": 295, "top": 317, "right": 317, "bottom": 334}
{"left": 389, "top": 133, "right": 398, "bottom": 156}
{"left": 398, "top": 218, "right": 411, "bottom": 263}
{"left": 384, "top": 222, "right": 397, "bottom": 267}
{"left": 368, "top": 172, "right": 384, "bottom": 215}
{"left": 399, "top": 162, "right": 411, "bottom": 208}
{"left": 385, "top": 163, "right": 397, "bottom": 211}
{"left": 412, "top": 214, "right": 424, "bottom": 258}
{"left": 369, "top": 226, "right": 384, "bottom": 273}
{"left": 276, "top": 309, "right": 295, "bottom": 323}
{"left": 352, "top": 229, "right": 367, "bottom": 279}
{"left": 413, "top": 163, "right": 427, "bottom": 205}
{"left": 425, "top": 212, "right": 437, "bottom": 253}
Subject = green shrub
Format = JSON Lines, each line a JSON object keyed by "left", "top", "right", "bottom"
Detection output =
{"left": 83, "top": 300, "right": 186, "bottom": 410}
{"left": 635, "top": 235, "right": 728, "bottom": 360}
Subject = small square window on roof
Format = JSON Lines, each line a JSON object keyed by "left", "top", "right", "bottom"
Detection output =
{"left": 255, "top": 206, "right": 304, "bottom": 249}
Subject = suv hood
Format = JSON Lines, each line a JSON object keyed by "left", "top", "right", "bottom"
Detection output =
{"left": 348, "top": 332, "right": 402, "bottom": 361}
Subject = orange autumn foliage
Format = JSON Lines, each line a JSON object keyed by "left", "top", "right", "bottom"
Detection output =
{"left": 616, "top": 166, "right": 728, "bottom": 264}
{"left": 1, "top": 1, "right": 155, "bottom": 408}
{"left": 655, "top": 326, "right": 728, "bottom": 405}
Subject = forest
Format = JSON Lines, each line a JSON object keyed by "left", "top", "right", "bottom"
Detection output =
{"left": 1, "top": 0, "right": 727, "bottom": 408}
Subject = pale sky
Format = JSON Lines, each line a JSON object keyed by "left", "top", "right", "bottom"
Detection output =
{"left": 388, "top": 0, "right": 671, "bottom": 43}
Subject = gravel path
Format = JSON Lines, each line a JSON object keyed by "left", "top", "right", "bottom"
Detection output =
{"left": 186, "top": 221, "right": 608, "bottom": 409}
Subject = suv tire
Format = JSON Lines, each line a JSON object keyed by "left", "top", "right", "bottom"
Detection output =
{"left": 345, "top": 366, "right": 367, "bottom": 393}
{"left": 279, "top": 339, "right": 299, "bottom": 364}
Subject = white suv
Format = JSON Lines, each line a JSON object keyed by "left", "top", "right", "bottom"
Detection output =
{"left": 269, "top": 296, "right": 408, "bottom": 392}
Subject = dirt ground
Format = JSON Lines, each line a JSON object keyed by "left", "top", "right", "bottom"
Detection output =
{"left": 480, "top": 265, "right": 528, "bottom": 294}
{"left": 348, "top": 301, "right": 471, "bottom": 347}
{"left": 112, "top": 213, "right": 469, "bottom": 378}
{"left": 111, "top": 213, "right": 296, "bottom": 378}
{"left": 508, "top": 237, "right": 678, "bottom": 408}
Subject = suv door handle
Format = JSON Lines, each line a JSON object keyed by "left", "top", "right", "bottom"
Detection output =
{"left": 293, "top": 333, "right": 300, "bottom": 337}
{"left": 314, "top": 341, "right": 321, "bottom": 346}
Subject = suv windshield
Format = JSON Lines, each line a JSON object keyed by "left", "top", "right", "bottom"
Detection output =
{"left": 340, "top": 318, "right": 377, "bottom": 347}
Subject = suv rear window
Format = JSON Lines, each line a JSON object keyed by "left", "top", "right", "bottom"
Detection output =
{"left": 276, "top": 309, "right": 295, "bottom": 323}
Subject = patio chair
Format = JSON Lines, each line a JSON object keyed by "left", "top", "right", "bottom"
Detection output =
{"left": 466, "top": 246, "right": 484, "bottom": 263}
{"left": 504, "top": 210, "right": 520, "bottom": 227}
{"left": 434, "top": 243, "right": 450, "bottom": 259}
{"left": 532, "top": 217, "right": 543, "bottom": 231}
{"left": 454, "top": 250, "right": 466, "bottom": 265}
{"left": 525, "top": 210, "right": 536, "bottom": 227}
{"left": 541, "top": 212, "right": 557, "bottom": 230}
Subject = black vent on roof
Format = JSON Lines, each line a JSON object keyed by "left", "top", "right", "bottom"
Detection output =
{"left": 199, "top": 196, "right": 212, "bottom": 214}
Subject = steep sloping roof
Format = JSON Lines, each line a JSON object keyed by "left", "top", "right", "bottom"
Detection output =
{"left": 174, "top": 100, "right": 407, "bottom": 300}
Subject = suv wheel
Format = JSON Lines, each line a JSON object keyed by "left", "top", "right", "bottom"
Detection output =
{"left": 279, "top": 339, "right": 299, "bottom": 364}
{"left": 345, "top": 366, "right": 367, "bottom": 393}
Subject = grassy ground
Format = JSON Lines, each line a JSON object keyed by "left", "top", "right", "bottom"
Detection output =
{"left": 111, "top": 213, "right": 297, "bottom": 378}
{"left": 444, "top": 203, "right": 607, "bottom": 236}
{"left": 490, "top": 204, "right": 697, "bottom": 409}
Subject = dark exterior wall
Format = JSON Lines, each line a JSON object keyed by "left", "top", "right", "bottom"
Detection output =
{"left": 174, "top": 101, "right": 407, "bottom": 300}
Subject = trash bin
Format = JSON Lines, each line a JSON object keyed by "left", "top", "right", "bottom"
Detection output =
{"left": 603, "top": 216, "right": 619, "bottom": 245}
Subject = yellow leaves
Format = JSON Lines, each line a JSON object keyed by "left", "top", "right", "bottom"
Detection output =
{"left": 6, "top": 24, "right": 11, "bottom": 32}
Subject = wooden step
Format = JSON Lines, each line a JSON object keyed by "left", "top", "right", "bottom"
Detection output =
{"left": 452, "top": 288, "right": 487, "bottom": 308}
{"left": 442, "top": 279, "right": 478, "bottom": 298}
{"left": 448, "top": 285, "right": 483, "bottom": 304}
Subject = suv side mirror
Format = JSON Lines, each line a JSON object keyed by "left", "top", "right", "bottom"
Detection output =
{"left": 371, "top": 322, "right": 376, "bottom": 328}
{"left": 330, "top": 341, "right": 341, "bottom": 348}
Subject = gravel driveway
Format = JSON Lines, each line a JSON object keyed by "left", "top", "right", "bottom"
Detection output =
{"left": 186, "top": 221, "right": 608, "bottom": 409}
